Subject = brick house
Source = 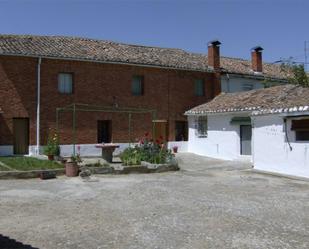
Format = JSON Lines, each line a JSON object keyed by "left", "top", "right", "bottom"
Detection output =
{"left": 0, "top": 35, "right": 287, "bottom": 156}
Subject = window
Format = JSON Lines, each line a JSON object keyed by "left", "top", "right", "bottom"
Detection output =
{"left": 132, "top": 75, "right": 144, "bottom": 96}
{"left": 296, "top": 131, "right": 309, "bottom": 141}
{"left": 194, "top": 79, "right": 205, "bottom": 96}
{"left": 291, "top": 119, "right": 309, "bottom": 141}
{"left": 196, "top": 116, "right": 208, "bottom": 137}
{"left": 242, "top": 83, "right": 254, "bottom": 91}
{"left": 58, "top": 73, "right": 73, "bottom": 94}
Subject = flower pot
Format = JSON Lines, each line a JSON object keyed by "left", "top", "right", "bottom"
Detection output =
{"left": 48, "top": 155, "right": 54, "bottom": 161}
{"left": 65, "top": 162, "right": 79, "bottom": 177}
{"left": 172, "top": 147, "right": 178, "bottom": 153}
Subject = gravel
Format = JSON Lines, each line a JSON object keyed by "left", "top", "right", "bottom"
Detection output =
{"left": 0, "top": 153, "right": 308, "bottom": 249}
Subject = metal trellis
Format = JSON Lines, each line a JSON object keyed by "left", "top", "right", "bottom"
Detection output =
{"left": 56, "top": 103, "right": 157, "bottom": 155}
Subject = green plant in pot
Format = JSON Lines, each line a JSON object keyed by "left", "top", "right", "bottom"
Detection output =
{"left": 65, "top": 151, "right": 82, "bottom": 177}
{"left": 44, "top": 129, "right": 60, "bottom": 160}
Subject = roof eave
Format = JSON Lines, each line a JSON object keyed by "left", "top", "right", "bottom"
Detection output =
{"left": 0, "top": 52, "right": 214, "bottom": 73}
{"left": 221, "top": 71, "right": 288, "bottom": 83}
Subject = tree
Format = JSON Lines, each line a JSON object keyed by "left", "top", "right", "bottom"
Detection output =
{"left": 280, "top": 61, "right": 309, "bottom": 87}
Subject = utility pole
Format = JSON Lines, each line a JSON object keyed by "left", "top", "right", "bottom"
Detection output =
{"left": 305, "top": 41, "right": 309, "bottom": 71}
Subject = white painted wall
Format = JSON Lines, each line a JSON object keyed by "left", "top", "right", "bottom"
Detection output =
{"left": 0, "top": 145, "right": 13, "bottom": 156}
{"left": 221, "top": 75, "right": 280, "bottom": 93}
{"left": 29, "top": 143, "right": 132, "bottom": 157}
{"left": 187, "top": 114, "right": 248, "bottom": 160}
{"left": 252, "top": 115, "right": 309, "bottom": 178}
{"left": 5, "top": 141, "right": 187, "bottom": 157}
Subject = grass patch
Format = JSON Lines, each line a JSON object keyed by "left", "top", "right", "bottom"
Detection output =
{"left": 0, "top": 157, "right": 63, "bottom": 171}
{"left": 0, "top": 164, "right": 10, "bottom": 171}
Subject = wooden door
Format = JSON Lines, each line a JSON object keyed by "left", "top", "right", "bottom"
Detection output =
{"left": 153, "top": 120, "right": 168, "bottom": 142}
{"left": 13, "top": 118, "right": 29, "bottom": 155}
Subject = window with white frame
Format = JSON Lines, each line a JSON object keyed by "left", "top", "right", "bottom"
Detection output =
{"left": 58, "top": 73, "right": 73, "bottom": 94}
{"left": 196, "top": 116, "right": 208, "bottom": 137}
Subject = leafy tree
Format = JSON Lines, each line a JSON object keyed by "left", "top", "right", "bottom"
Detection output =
{"left": 280, "top": 60, "right": 309, "bottom": 87}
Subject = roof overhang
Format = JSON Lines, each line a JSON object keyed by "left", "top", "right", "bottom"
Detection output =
{"left": 0, "top": 53, "right": 214, "bottom": 73}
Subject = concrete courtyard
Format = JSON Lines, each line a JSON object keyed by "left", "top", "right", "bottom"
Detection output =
{"left": 0, "top": 153, "right": 309, "bottom": 249}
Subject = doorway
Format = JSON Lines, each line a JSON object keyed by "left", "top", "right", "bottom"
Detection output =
{"left": 175, "top": 121, "right": 188, "bottom": 141}
{"left": 13, "top": 118, "right": 29, "bottom": 155}
{"left": 153, "top": 120, "right": 168, "bottom": 142}
{"left": 97, "top": 120, "right": 112, "bottom": 143}
{"left": 240, "top": 125, "right": 252, "bottom": 155}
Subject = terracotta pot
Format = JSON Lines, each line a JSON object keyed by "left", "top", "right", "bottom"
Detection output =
{"left": 48, "top": 155, "right": 54, "bottom": 161}
{"left": 172, "top": 147, "right": 178, "bottom": 153}
{"left": 65, "top": 162, "right": 79, "bottom": 177}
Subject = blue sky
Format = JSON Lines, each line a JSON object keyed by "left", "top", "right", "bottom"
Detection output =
{"left": 0, "top": 0, "right": 308, "bottom": 67}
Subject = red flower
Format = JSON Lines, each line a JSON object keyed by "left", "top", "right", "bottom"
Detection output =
{"left": 159, "top": 135, "right": 163, "bottom": 140}
{"left": 155, "top": 139, "right": 160, "bottom": 144}
{"left": 144, "top": 132, "right": 149, "bottom": 137}
{"left": 139, "top": 139, "right": 144, "bottom": 145}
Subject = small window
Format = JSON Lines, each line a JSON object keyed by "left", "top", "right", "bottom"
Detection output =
{"left": 292, "top": 119, "right": 309, "bottom": 141}
{"left": 194, "top": 79, "right": 205, "bottom": 96}
{"left": 242, "top": 83, "right": 254, "bottom": 91}
{"left": 196, "top": 116, "right": 208, "bottom": 137}
{"left": 132, "top": 75, "right": 144, "bottom": 96}
{"left": 58, "top": 73, "right": 73, "bottom": 94}
{"left": 296, "top": 131, "right": 309, "bottom": 141}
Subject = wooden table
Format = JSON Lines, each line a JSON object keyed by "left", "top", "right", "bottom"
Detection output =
{"left": 95, "top": 144, "right": 120, "bottom": 163}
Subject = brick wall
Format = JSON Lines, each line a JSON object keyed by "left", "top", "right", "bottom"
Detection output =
{"left": 0, "top": 55, "right": 219, "bottom": 146}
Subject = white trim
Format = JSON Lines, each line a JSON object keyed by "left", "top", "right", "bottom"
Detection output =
{"left": 36, "top": 57, "right": 42, "bottom": 156}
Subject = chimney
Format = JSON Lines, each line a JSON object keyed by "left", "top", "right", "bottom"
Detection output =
{"left": 251, "top": 46, "right": 263, "bottom": 73}
{"left": 208, "top": 40, "right": 221, "bottom": 71}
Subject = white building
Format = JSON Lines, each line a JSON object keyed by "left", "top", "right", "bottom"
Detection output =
{"left": 219, "top": 46, "right": 287, "bottom": 93}
{"left": 185, "top": 84, "right": 309, "bottom": 178}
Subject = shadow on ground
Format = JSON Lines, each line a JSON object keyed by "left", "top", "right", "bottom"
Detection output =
{"left": 0, "top": 234, "right": 39, "bottom": 249}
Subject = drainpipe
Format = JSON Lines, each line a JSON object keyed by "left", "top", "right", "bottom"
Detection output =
{"left": 36, "top": 57, "right": 42, "bottom": 155}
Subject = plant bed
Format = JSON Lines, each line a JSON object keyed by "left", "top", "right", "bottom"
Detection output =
{"left": 120, "top": 133, "right": 175, "bottom": 165}
{"left": 141, "top": 161, "right": 179, "bottom": 173}
{"left": 0, "top": 168, "right": 65, "bottom": 180}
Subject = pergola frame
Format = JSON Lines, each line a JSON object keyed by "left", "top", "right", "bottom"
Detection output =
{"left": 56, "top": 103, "right": 157, "bottom": 155}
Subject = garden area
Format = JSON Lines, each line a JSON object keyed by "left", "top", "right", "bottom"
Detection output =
{"left": 0, "top": 131, "right": 178, "bottom": 179}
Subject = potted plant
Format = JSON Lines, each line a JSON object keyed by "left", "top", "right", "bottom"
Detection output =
{"left": 172, "top": 146, "right": 178, "bottom": 153}
{"left": 44, "top": 130, "right": 60, "bottom": 160}
{"left": 65, "top": 154, "right": 82, "bottom": 177}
